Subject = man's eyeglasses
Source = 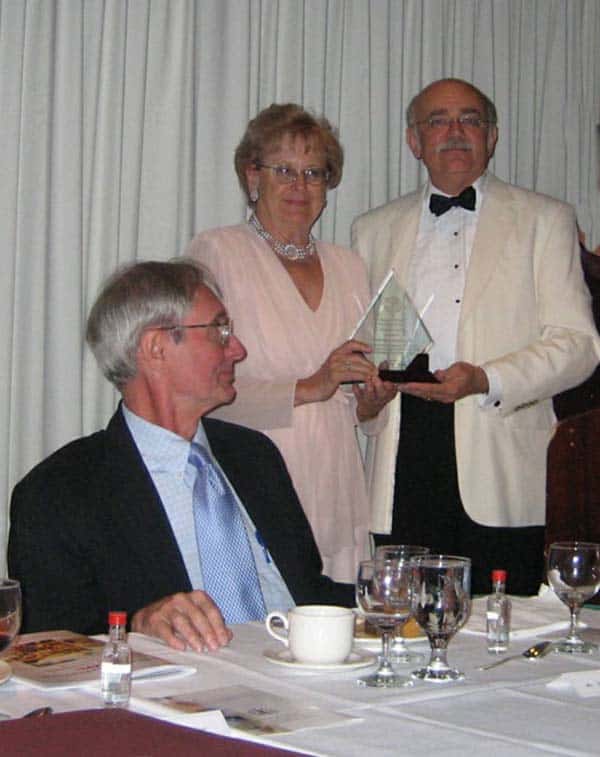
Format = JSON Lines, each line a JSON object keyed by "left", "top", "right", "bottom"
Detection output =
{"left": 154, "top": 318, "right": 234, "bottom": 346}
{"left": 413, "top": 115, "right": 491, "bottom": 131}
{"left": 254, "top": 162, "right": 330, "bottom": 186}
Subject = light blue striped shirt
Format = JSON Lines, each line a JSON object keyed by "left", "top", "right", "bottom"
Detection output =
{"left": 122, "top": 405, "right": 294, "bottom": 616}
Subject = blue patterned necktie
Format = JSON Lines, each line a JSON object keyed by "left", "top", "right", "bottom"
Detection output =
{"left": 188, "top": 442, "right": 266, "bottom": 624}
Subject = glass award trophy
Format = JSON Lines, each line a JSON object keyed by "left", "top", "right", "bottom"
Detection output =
{"left": 350, "top": 270, "right": 437, "bottom": 383}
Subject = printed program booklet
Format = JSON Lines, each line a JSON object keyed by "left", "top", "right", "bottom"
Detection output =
{"left": 133, "top": 684, "right": 358, "bottom": 735}
{"left": 6, "top": 630, "right": 195, "bottom": 689}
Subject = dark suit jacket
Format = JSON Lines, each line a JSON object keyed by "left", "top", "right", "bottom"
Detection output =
{"left": 582, "top": 246, "right": 600, "bottom": 322}
{"left": 8, "top": 408, "right": 354, "bottom": 634}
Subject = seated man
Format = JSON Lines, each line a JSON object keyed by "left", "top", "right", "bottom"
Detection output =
{"left": 8, "top": 259, "right": 354, "bottom": 652}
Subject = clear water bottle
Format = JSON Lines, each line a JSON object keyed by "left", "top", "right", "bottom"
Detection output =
{"left": 486, "top": 569, "right": 511, "bottom": 654}
{"left": 101, "top": 611, "right": 132, "bottom": 707}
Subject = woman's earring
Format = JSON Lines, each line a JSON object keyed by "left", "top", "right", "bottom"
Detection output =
{"left": 249, "top": 188, "right": 259, "bottom": 203}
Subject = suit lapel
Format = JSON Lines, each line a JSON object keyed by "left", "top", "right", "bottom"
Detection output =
{"left": 388, "top": 189, "right": 425, "bottom": 285}
{"left": 460, "top": 175, "right": 514, "bottom": 323}
{"left": 203, "top": 418, "right": 257, "bottom": 514}
{"left": 103, "top": 408, "right": 192, "bottom": 594}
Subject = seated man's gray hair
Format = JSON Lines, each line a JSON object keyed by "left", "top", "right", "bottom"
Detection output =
{"left": 86, "top": 258, "right": 221, "bottom": 389}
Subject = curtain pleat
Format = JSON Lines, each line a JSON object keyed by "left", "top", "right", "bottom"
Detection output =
{"left": 1, "top": 0, "right": 599, "bottom": 569}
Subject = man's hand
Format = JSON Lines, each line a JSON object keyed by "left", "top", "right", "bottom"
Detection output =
{"left": 131, "top": 590, "right": 233, "bottom": 653}
{"left": 354, "top": 375, "right": 399, "bottom": 421}
{"left": 398, "top": 361, "right": 489, "bottom": 403}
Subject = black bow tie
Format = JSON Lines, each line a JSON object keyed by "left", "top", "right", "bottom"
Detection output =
{"left": 429, "top": 186, "right": 476, "bottom": 216}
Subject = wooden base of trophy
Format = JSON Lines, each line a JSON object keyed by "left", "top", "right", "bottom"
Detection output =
{"left": 379, "top": 354, "right": 439, "bottom": 383}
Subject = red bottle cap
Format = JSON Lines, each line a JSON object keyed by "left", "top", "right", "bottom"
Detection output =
{"left": 491, "top": 569, "right": 507, "bottom": 582}
{"left": 108, "top": 611, "right": 127, "bottom": 626}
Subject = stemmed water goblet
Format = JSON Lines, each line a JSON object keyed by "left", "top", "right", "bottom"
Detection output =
{"left": 546, "top": 541, "right": 600, "bottom": 654}
{"left": 374, "top": 544, "right": 429, "bottom": 663}
{"left": 0, "top": 579, "right": 22, "bottom": 661}
{"left": 410, "top": 555, "right": 471, "bottom": 682}
{"left": 355, "top": 558, "right": 414, "bottom": 688}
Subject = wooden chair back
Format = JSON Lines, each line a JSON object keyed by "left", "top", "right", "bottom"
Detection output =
{"left": 546, "top": 408, "right": 600, "bottom": 602}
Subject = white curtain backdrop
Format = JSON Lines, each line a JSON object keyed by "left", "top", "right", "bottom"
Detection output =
{"left": 1, "top": 0, "right": 599, "bottom": 570}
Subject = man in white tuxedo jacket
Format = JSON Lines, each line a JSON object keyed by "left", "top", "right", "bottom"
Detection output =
{"left": 352, "top": 78, "right": 600, "bottom": 594}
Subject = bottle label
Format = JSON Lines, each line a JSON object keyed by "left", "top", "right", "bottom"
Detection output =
{"left": 486, "top": 610, "right": 500, "bottom": 621}
{"left": 101, "top": 662, "right": 131, "bottom": 675}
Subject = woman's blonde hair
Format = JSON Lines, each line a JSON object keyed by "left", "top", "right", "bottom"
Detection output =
{"left": 234, "top": 103, "right": 344, "bottom": 204}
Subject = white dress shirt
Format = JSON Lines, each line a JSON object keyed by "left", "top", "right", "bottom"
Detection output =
{"left": 406, "top": 174, "right": 501, "bottom": 404}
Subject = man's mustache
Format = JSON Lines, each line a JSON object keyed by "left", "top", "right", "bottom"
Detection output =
{"left": 436, "top": 140, "right": 472, "bottom": 153}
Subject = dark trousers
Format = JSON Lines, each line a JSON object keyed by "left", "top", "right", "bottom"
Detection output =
{"left": 373, "top": 394, "right": 545, "bottom": 596}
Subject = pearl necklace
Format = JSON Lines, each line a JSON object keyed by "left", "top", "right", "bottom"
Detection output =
{"left": 249, "top": 214, "right": 317, "bottom": 262}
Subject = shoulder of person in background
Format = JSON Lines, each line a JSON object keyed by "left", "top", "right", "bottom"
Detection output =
{"left": 578, "top": 229, "right": 600, "bottom": 256}
{"left": 578, "top": 231, "right": 600, "bottom": 295}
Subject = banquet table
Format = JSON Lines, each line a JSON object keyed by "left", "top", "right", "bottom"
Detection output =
{"left": 1, "top": 596, "right": 600, "bottom": 757}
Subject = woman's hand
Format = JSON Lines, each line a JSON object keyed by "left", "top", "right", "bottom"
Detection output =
{"left": 354, "top": 375, "right": 399, "bottom": 421}
{"left": 295, "top": 340, "right": 377, "bottom": 406}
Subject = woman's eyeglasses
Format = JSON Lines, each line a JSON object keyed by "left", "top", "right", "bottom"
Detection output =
{"left": 254, "top": 162, "right": 330, "bottom": 186}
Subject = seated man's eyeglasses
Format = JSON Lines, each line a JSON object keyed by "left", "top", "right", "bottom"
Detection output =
{"left": 414, "top": 115, "right": 491, "bottom": 130}
{"left": 154, "top": 318, "right": 234, "bottom": 346}
{"left": 254, "top": 162, "right": 330, "bottom": 186}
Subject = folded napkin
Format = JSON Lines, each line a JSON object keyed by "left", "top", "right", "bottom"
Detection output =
{"left": 547, "top": 670, "right": 600, "bottom": 698}
{"left": 461, "top": 584, "right": 583, "bottom": 640}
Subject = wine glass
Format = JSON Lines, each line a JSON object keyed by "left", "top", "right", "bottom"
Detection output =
{"left": 355, "top": 559, "right": 414, "bottom": 688}
{"left": 546, "top": 541, "right": 600, "bottom": 654}
{"left": 410, "top": 555, "right": 471, "bottom": 683}
{"left": 374, "top": 544, "right": 429, "bottom": 663}
{"left": 0, "top": 579, "right": 21, "bottom": 658}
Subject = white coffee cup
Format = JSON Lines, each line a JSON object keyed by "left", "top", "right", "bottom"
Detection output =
{"left": 265, "top": 605, "right": 355, "bottom": 665}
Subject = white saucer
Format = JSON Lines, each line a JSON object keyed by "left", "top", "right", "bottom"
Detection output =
{"left": 353, "top": 635, "right": 427, "bottom": 652}
{"left": 264, "top": 648, "right": 375, "bottom": 671}
{"left": 0, "top": 661, "right": 12, "bottom": 685}
{"left": 353, "top": 637, "right": 385, "bottom": 652}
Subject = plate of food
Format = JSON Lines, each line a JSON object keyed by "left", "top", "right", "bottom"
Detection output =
{"left": 0, "top": 660, "right": 11, "bottom": 685}
{"left": 353, "top": 614, "right": 426, "bottom": 650}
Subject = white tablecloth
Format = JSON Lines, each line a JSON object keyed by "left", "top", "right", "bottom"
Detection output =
{"left": 1, "top": 601, "right": 600, "bottom": 756}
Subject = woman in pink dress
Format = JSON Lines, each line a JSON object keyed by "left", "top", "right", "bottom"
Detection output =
{"left": 187, "top": 104, "right": 396, "bottom": 582}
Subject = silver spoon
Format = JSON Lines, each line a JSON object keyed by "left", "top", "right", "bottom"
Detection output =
{"left": 0, "top": 706, "right": 53, "bottom": 720}
{"left": 23, "top": 706, "right": 53, "bottom": 718}
{"left": 478, "top": 640, "right": 553, "bottom": 671}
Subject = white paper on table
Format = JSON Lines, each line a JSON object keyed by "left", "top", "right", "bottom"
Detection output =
{"left": 132, "top": 684, "right": 357, "bottom": 736}
{"left": 0, "top": 687, "right": 101, "bottom": 719}
{"left": 461, "top": 584, "right": 585, "bottom": 640}
{"left": 547, "top": 669, "right": 600, "bottom": 698}
{"left": 130, "top": 700, "right": 230, "bottom": 736}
